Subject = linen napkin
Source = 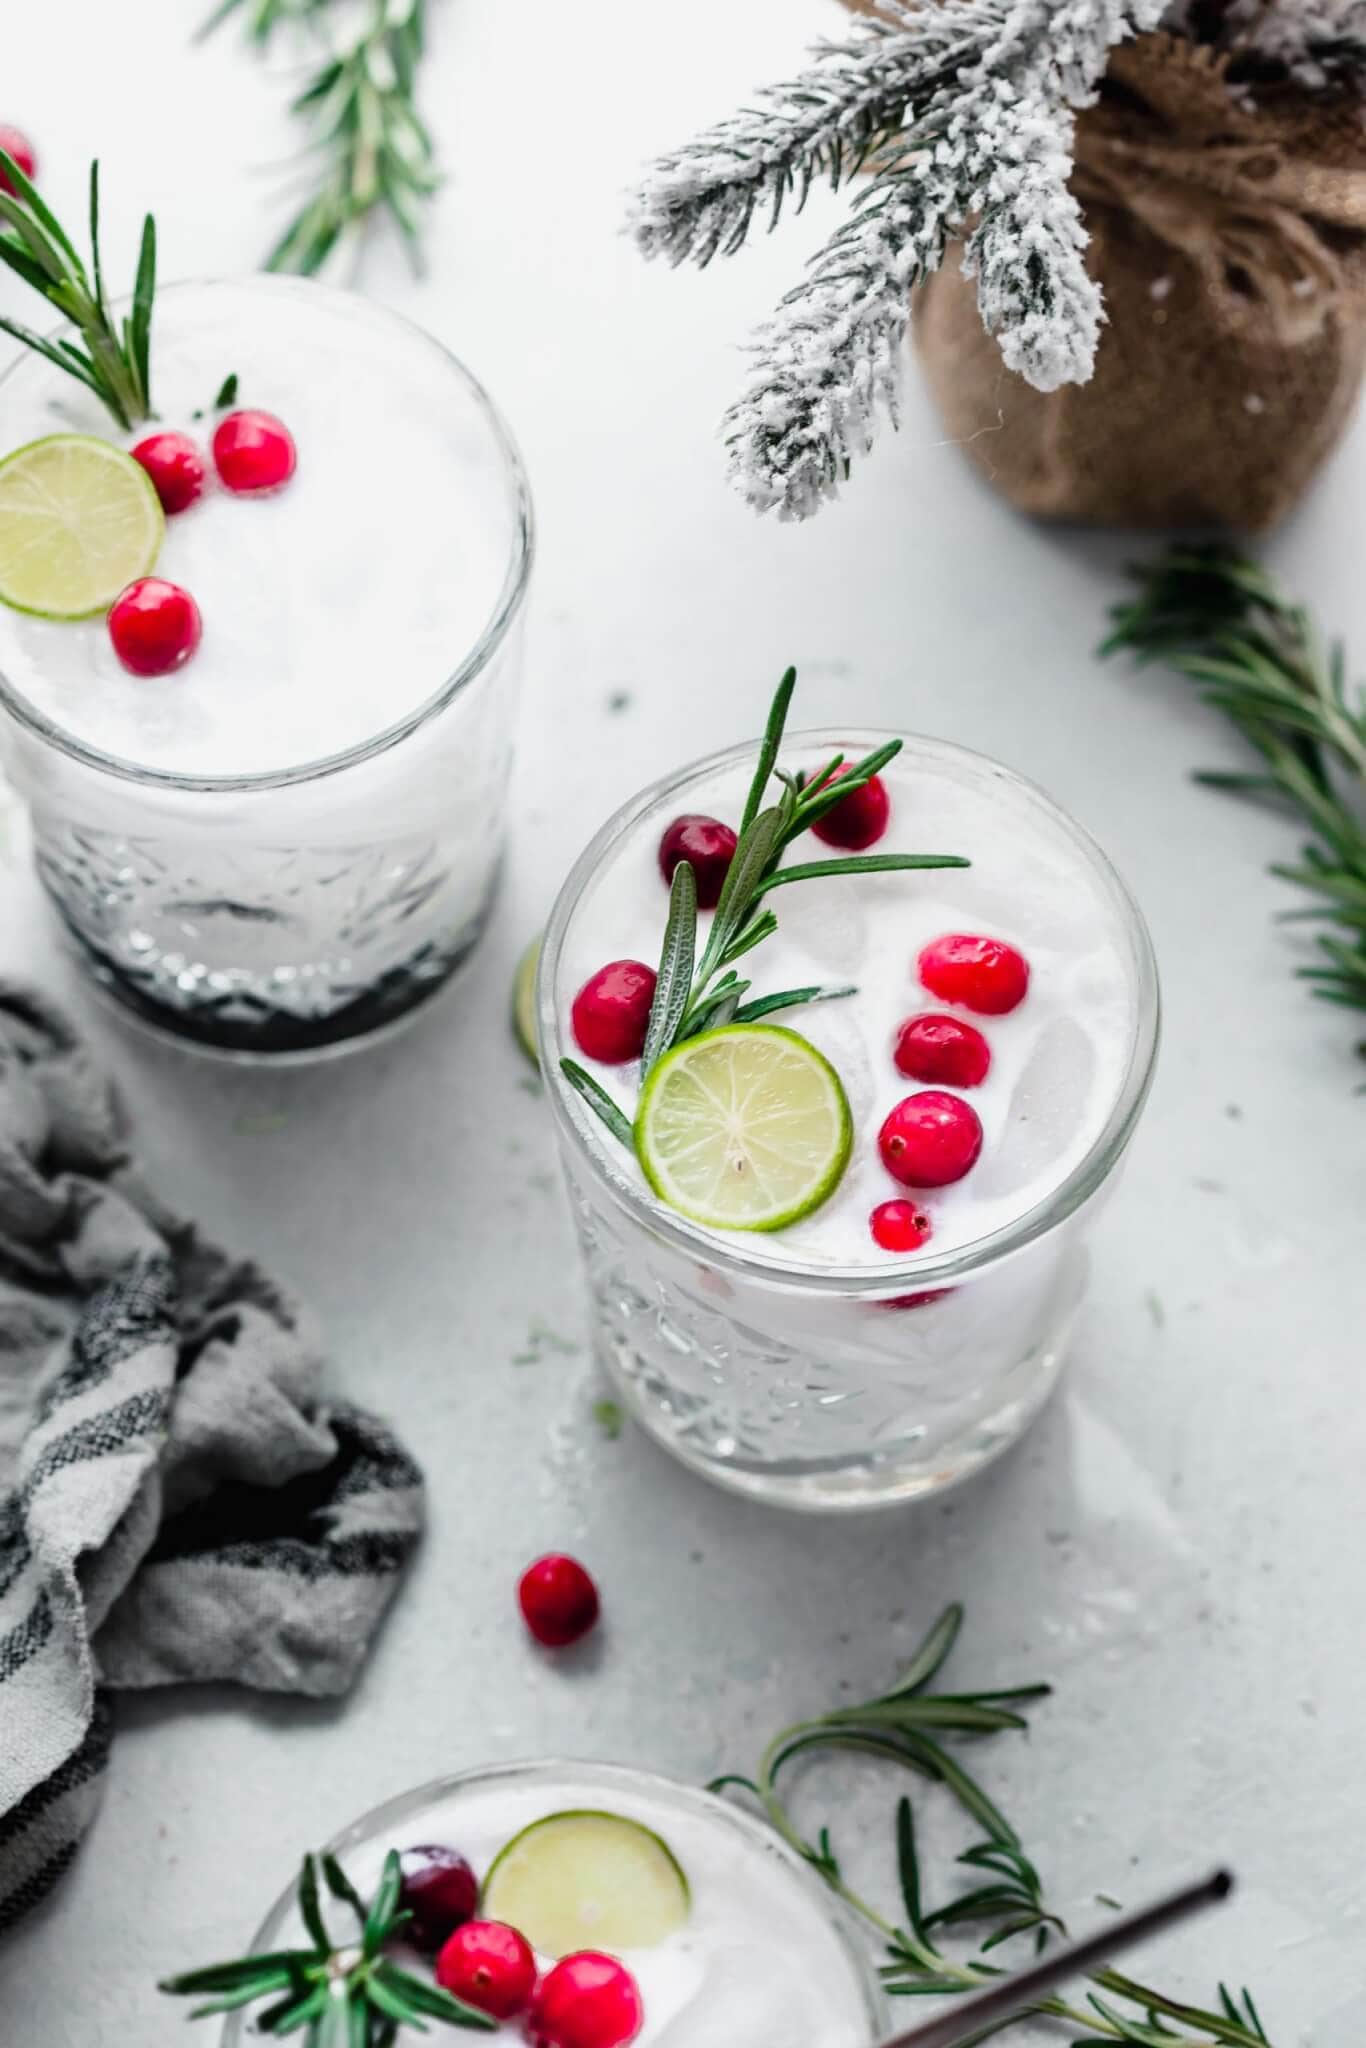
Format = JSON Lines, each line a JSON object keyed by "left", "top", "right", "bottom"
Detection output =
{"left": 0, "top": 984, "right": 425, "bottom": 1932}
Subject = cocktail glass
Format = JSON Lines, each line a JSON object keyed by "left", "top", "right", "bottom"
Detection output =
{"left": 540, "top": 730, "right": 1159, "bottom": 1512}
{"left": 0, "top": 279, "right": 532, "bottom": 1059}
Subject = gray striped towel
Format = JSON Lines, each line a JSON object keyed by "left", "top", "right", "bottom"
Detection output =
{"left": 0, "top": 985, "right": 425, "bottom": 1932}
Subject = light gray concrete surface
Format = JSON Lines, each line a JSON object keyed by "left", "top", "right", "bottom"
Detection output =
{"left": 1, "top": 4, "right": 1363, "bottom": 2043}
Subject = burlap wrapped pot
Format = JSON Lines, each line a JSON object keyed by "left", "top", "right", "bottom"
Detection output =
{"left": 847, "top": 19, "right": 1366, "bottom": 531}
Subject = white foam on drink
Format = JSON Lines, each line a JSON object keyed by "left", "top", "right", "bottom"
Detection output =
{"left": 0, "top": 279, "right": 515, "bottom": 777}
{"left": 274, "top": 1773, "right": 869, "bottom": 2048}
{"left": 556, "top": 736, "right": 1144, "bottom": 1271}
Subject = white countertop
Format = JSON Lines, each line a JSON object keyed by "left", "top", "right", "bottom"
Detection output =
{"left": 1, "top": 4, "right": 1363, "bottom": 2042}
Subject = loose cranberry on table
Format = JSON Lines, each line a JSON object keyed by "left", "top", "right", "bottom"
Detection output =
{"left": 0, "top": 128, "right": 37, "bottom": 192}
{"left": 131, "top": 431, "right": 206, "bottom": 516}
{"left": 571, "top": 961, "right": 656, "bottom": 1064}
{"left": 107, "top": 578, "right": 202, "bottom": 678}
{"left": 893, "top": 1012, "right": 991, "bottom": 1088}
{"left": 879, "top": 1090, "right": 983, "bottom": 1189}
{"left": 657, "top": 814, "right": 737, "bottom": 910}
{"left": 397, "top": 1844, "right": 479, "bottom": 1953}
{"left": 530, "top": 1952, "right": 644, "bottom": 2048}
{"left": 918, "top": 933, "right": 1029, "bottom": 1016}
{"left": 436, "top": 1919, "right": 538, "bottom": 2019}
{"left": 809, "top": 768, "right": 890, "bottom": 851}
{"left": 519, "top": 1553, "right": 600, "bottom": 1647}
{"left": 212, "top": 409, "right": 296, "bottom": 494}
{"left": 869, "top": 1198, "right": 933, "bottom": 1254}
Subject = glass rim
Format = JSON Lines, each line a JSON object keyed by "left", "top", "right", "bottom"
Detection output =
{"left": 222, "top": 1756, "right": 884, "bottom": 2043}
{"left": 539, "top": 726, "right": 1161, "bottom": 1295}
{"left": 0, "top": 274, "right": 534, "bottom": 794}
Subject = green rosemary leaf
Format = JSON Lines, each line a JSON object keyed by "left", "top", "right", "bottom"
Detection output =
{"left": 347, "top": 1992, "right": 370, "bottom": 2048}
{"left": 740, "top": 666, "right": 796, "bottom": 833}
{"left": 363, "top": 1850, "right": 403, "bottom": 1956}
{"left": 297, "top": 1854, "right": 330, "bottom": 1953}
{"left": 559, "top": 1059, "right": 634, "bottom": 1151}
{"left": 678, "top": 977, "right": 752, "bottom": 1040}
{"left": 707, "top": 1772, "right": 763, "bottom": 1799}
{"left": 267, "top": 1983, "right": 330, "bottom": 2035}
{"left": 921, "top": 1886, "right": 1031, "bottom": 1930}
{"left": 979, "top": 1913, "right": 1052, "bottom": 1953}
{"left": 375, "top": 1962, "right": 498, "bottom": 2031}
{"left": 0, "top": 151, "right": 81, "bottom": 271}
{"left": 186, "top": 1966, "right": 309, "bottom": 2017}
{"left": 160, "top": 1952, "right": 315, "bottom": 1995}
{"left": 896, "top": 1797, "right": 928, "bottom": 1942}
{"left": 696, "top": 806, "right": 785, "bottom": 986}
{"left": 1085, "top": 1991, "right": 1179, "bottom": 2044}
{"left": 789, "top": 738, "right": 904, "bottom": 836}
{"left": 897, "top": 1729, "right": 1020, "bottom": 1846}
{"left": 320, "top": 1852, "right": 367, "bottom": 1922}
{"left": 828, "top": 1698, "right": 1034, "bottom": 1734}
{"left": 365, "top": 1972, "right": 426, "bottom": 2029}
{"left": 877, "top": 1604, "right": 964, "bottom": 1697}
{"left": 215, "top": 371, "right": 239, "bottom": 409}
{"left": 130, "top": 213, "right": 157, "bottom": 408}
{"left": 717, "top": 909, "right": 778, "bottom": 969}
{"left": 0, "top": 316, "right": 105, "bottom": 396}
{"left": 642, "top": 860, "right": 697, "bottom": 1077}
{"left": 730, "top": 984, "right": 855, "bottom": 1023}
{"left": 759, "top": 852, "right": 969, "bottom": 895}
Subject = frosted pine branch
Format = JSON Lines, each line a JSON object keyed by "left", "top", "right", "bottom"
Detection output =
{"left": 631, "top": 2, "right": 1006, "bottom": 268}
{"left": 632, "top": 0, "right": 1175, "bottom": 519}
{"left": 680, "top": 1, "right": 1168, "bottom": 518}
{"left": 1223, "top": 0, "right": 1366, "bottom": 86}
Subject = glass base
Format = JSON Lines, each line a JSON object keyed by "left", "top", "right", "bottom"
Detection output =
{"left": 44, "top": 867, "right": 500, "bottom": 1061}
{"left": 596, "top": 1323, "right": 1071, "bottom": 1512}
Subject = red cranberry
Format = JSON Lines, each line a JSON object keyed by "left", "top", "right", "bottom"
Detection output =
{"left": 809, "top": 768, "right": 890, "bottom": 851}
{"left": 869, "top": 1199, "right": 933, "bottom": 1253}
{"left": 398, "top": 1845, "right": 480, "bottom": 1953}
{"left": 212, "top": 409, "right": 297, "bottom": 494}
{"left": 571, "top": 961, "right": 656, "bottom": 1064}
{"left": 893, "top": 1013, "right": 991, "bottom": 1088}
{"left": 880, "top": 1288, "right": 952, "bottom": 1312}
{"left": 0, "top": 128, "right": 37, "bottom": 192}
{"left": 131, "top": 431, "right": 206, "bottom": 515}
{"left": 436, "top": 1920, "right": 537, "bottom": 2020}
{"left": 519, "top": 1554, "right": 600, "bottom": 1647}
{"left": 657, "top": 814, "right": 737, "bottom": 911}
{"left": 530, "top": 1952, "right": 644, "bottom": 2048}
{"left": 107, "top": 578, "right": 202, "bottom": 677}
{"left": 918, "top": 933, "right": 1029, "bottom": 1016}
{"left": 879, "top": 1091, "right": 983, "bottom": 1189}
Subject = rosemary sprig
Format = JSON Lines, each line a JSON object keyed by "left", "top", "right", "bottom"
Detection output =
{"left": 715, "top": 1605, "right": 1274, "bottom": 2048}
{"left": 1102, "top": 546, "right": 1366, "bottom": 1072}
{"left": 208, "top": 0, "right": 439, "bottom": 276}
{"left": 0, "top": 156, "right": 155, "bottom": 432}
{"left": 561, "top": 666, "right": 969, "bottom": 1145}
{"left": 160, "top": 1846, "right": 495, "bottom": 2042}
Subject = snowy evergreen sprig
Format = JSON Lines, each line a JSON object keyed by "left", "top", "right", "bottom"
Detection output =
{"left": 629, "top": 0, "right": 1175, "bottom": 520}
{"left": 1224, "top": 0, "right": 1366, "bottom": 87}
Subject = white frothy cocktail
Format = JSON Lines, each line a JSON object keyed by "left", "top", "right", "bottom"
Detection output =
{"left": 0, "top": 277, "right": 530, "bottom": 1054}
{"left": 221, "top": 1763, "right": 881, "bottom": 2048}
{"left": 542, "top": 722, "right": 1158, "bottom": 1510}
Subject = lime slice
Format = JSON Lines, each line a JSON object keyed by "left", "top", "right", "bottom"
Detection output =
{"left": 512, "top": 936, "right": 541, "bottom": 1067}
{"left": 635, "top": 1023, "right": 852, "bottom": 1232}
{"left": 0, "top": 434, "right": 164, "bottom": 619}
{"left": 484, "top": 1810, "right": 690, "bottom": 1957}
